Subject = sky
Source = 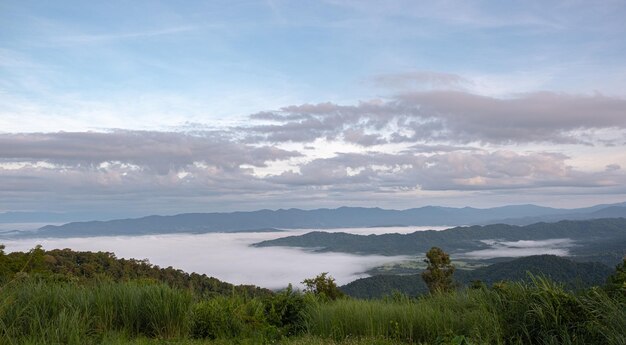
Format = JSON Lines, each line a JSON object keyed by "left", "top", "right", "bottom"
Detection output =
{"left": 1, "top": 0, "right": 626, "bottom": 217}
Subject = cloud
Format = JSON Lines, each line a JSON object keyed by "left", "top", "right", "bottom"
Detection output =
{"left": 1, "top": 90, "right": 625, "bottom": 214}
{"left": 0, "top": 131, "right": 301, "bottom": 174}
{"left": 267, "top": 150, "right": 626, "bottom": 191}
{"left": 1, "top": 123, "right": 624, "bottom": 214}
{"left": 464, "top": 238, "right": 575, "bottom": 259}
{"left": 247, "top": 91, "right": 626, "bottom": 145}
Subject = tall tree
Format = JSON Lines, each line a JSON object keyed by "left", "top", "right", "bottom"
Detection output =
{"left": 302, "top": 272, "right": 344, "bottom": 300}
{"left": 421, "top": 247, "right": 455, "bottom": 293}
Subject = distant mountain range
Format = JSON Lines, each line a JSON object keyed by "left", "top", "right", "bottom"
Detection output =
{"left": 340, "top": 255, "right": 615, "bottom": 299}
{"left": 1, "top": 201, "right": 625, "bottom": 238}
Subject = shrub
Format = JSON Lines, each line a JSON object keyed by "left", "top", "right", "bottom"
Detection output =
{"left": 190, "top": 295, "right": 277, "bottom": 341}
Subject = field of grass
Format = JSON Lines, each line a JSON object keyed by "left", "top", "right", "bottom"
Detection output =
{"left": 1, "top": 273, "right": 624, "bottom": 345}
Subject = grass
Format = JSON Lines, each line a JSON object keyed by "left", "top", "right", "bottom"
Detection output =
{"left": 0, "top": 275, "right": 624, "bottom": 344}
{"left": 304, "top": 290, "right": 502, "bottom": 344}
{"left": 0, "top": 279, "right": 193, "bottom": 344}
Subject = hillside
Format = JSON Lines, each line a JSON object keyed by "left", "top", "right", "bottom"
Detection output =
{"left": 0, "top": 245, "right": 271, "bottom": 297}
{"left": 254, "top": 218, "right": 626, "bottom": 265}
{"left": 340, "top": 255, "right": 615, "bottom": 299}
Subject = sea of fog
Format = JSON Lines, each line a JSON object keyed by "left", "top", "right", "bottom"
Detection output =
{"left": 1, "top": 226, "right": 576, "bottom": 289}
{"left": 1, "top": 226, "right": 445, "bottom": 289}
{"left": 462, "top": 238, "right": 575, "bottom": 259}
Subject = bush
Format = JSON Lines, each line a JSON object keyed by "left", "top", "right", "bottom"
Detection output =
{"left": 264, "top": 284, "right": 312, "bottom": 336}
{"left": 190, "top": 295, "right": 278, "bottom": 341}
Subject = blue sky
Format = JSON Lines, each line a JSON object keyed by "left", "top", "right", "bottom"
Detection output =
{"left": 1, "top": 1, "right": 626, "bottom": 216}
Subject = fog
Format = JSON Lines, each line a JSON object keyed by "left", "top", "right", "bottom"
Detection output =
{"left": 463, "top": 238, "right": 575, "bottom": 259}
{"left": 1, "top": 226, "right": 445, "bottom": 289}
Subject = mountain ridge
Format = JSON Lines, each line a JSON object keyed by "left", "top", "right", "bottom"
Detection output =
{"left": 4, "top": 201, "right": 625, "bottom": 238}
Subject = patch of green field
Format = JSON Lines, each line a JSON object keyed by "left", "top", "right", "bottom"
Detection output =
{"left": 367, "top": 258, "right": 486, "bottom": 275}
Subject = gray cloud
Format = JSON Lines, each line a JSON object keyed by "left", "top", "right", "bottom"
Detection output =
{"left": 246, "top": 91, "right": 626, "bottom": 145}
{"left": 267, "top": 150, "right": 626, "bottom": 192}
{"left": 0, "top": 131, "right": 301, "bottom": 174}
{"left": 1, "top": 90, "right": 625, "bottom": 215}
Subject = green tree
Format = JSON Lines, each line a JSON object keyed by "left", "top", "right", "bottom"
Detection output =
{"left": 605, "top": 257, "right": 626, "bottom": 299}
{"left": 421, "top": 247, "right": 455, "bottom": 293}
{"left": 302, "top": 272, "right": 344, "bottom": 300}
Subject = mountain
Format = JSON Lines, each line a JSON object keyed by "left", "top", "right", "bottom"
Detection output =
{"left": 254, "top": 218, "right": 626, "bottom": 267}
{"left": 340, "top": 255, "right": 614, "bottom": 299}
{"left": 0, "top": 211, "right": 139, "bottom": 224}
{"left": 5, "top": 201, "right": 626, "bottom": 238}
{"left": 484, "top": 204, "right": 626, "bottom": 226}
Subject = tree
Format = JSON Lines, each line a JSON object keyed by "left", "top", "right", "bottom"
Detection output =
{"left": 605, "top": 256, "right": 626, "bottom": 299}
{"left": 421, "top": 247, "right": 455, "bottom": 293}
{"left": 301, "top": 272, "right": 344, "bottom": 300}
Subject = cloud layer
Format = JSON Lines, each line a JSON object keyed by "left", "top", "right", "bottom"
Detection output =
{"left": 2, "top": 229, "right": 409, "bottom": 289}
{"left": 249, "top": 90, "right": 626, "bottom": 146}
{"left": 1, "top": 89, "right": 625, "bottom": 214}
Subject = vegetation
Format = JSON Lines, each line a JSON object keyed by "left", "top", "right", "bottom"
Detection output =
{"left": 0, "top": 244, "right": 271, "bottom": 297}
{"left": 605, "top": 257, "right": 626, "bottom": 299}
{"left": 302, "top": 273, "right": 345, "bottom": 301}
{"left": 421, "top": 247, "right": 455, "bottom": 293}
{"left": 341, "top": 255, "right": 614, "bottom": 299}
{"left": 0, "top": 245, "right": 624, "bottom": 344}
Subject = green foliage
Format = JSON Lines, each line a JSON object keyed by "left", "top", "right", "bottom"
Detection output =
{"left": 422, "top": 247, "right": 455, "bottom": 293}
{"left": 190, "top": 295, "right": 274, "bottom": 340}
{"left": 305, "top": 276, "right": 626, "bottom": 345}
{"left": 342, "top": 255, "right": 614, "bottom": 299}
{"left": 0, "top": 279, "right": 193, "bottom": 344}
{"left": 1, "top": 246, "right": 625, "bottom": 344}
{"left": 304, "top": 289, "right": 502, "bottom": 344}
{"left": 0, "top": 245, "right": 272, "bottom": 297}
{"left": 264, "top": 284, "right": 311, "bottom": 336}
{"left": 302, "top": 273, "right": 345, "bottom": 301}
{"left": 489, "top": 275, "right": 626, "bottom": 344}
{"left": 605, "top": 257, "right": 626, "bottom": 300}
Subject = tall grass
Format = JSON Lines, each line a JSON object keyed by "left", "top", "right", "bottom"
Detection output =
{"left": 0, "top": 275, "right": 623, "bottom": 344}
{"left": 490, "top": 276, "right": 626, "bottom": 345}
{"left": 304, "top": 289, "right": 502, "bottom": 344}
{"left": 190, "top": 294, "right": 271, "bottom": 340}
{"left": 0, "top": 278, "right": 192, "bottom": 344}
{"left": 304, "top": 276, "right": 626, "bottom": 345}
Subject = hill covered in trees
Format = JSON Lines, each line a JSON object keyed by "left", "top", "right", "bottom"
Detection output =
{"left": 254, "top": 218, "right": 626, "bottom": 266}
{"left": 0, "top": 245, "right": 271, "bottom": 297}
{"left": 340, "top": 255, "right": 615, "bottom": 299}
